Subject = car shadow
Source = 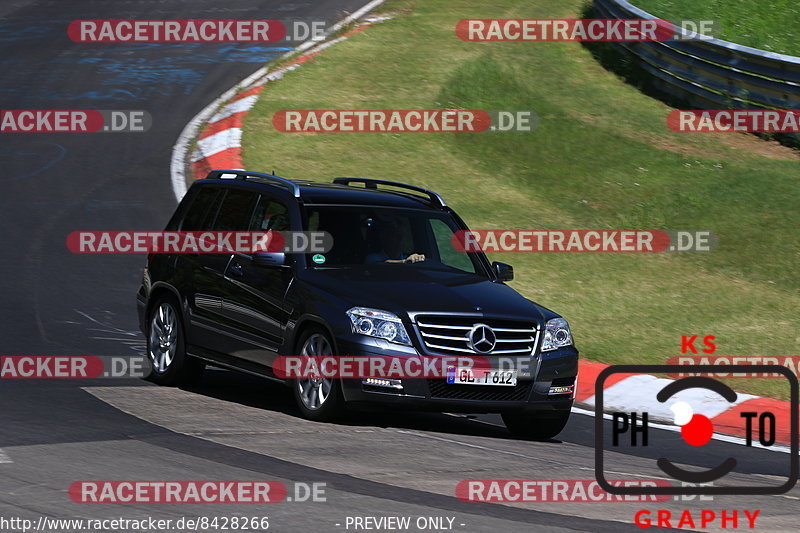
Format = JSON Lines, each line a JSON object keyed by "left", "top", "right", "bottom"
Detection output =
{"left": 179, "top": 366, "right": 546, "bottom": 442}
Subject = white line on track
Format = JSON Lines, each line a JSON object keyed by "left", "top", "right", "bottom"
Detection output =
{"left": 0, "top": 448, "right": 12, "bottom": 463}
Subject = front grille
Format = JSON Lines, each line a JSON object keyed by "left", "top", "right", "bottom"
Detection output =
{"left": 427, "top": 379, "right": 532, "bottom": 401}
{"left": 415, "top": 315, "right": 538, "bottom": 356}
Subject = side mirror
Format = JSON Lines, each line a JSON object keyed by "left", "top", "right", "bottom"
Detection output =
{"left": 492, "top": 261, "right": 514, "bottom": 282}
{"left": 253, "top": 252, "right": 286, "bottom": 267}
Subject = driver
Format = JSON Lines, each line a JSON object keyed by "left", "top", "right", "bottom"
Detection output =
{"left": 365, "top": 222, "right": 425, "bottom": 264}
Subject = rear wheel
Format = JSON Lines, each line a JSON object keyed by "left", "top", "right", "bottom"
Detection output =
{"left": 502, "top": 411, "right": 570, "bottom": 441}
{"left": 146, "top": 297, "right": 204, "bottom": 386}
{"left": 292, "top": 328, "right": 345, "bottom": 421}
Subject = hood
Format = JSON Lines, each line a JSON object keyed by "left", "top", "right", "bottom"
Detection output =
{"left": 300, "top": 266, "right": 552, "bottom": 323}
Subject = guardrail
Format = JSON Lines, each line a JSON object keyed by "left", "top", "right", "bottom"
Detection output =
{"left": 593, "top": 0, "right": 800, "bottom": 142}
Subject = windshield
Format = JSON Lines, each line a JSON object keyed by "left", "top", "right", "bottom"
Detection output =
{"left": 304, "top": 205, "right": 485, "bottom": 275}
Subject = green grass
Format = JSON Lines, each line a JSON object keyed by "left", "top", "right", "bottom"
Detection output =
{"left": 242, "top": 0, "right": 799, "bottom": 399}
{"left": 634, "top": 0, "right": 800, "bottom": 56}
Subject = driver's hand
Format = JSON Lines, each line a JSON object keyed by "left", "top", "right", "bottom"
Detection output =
{"left": 404, "top": 253, "right": 426, "bottom": 263}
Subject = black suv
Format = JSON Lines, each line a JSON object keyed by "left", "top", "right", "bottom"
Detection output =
{"left": 137, "top": 170, "right": 578, "bottom": 439}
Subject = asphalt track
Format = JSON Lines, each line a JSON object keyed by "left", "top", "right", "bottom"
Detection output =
{"left": 0, "top": 1, "right": 798, "bottom": 531}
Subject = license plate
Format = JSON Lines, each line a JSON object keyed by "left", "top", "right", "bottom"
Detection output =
{"left": 446, "top": 367, "right": 517, "bottom": 386}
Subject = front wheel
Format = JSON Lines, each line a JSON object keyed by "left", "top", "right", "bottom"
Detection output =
{"left": 502, "top": 411, "right": 570, "bottom": 441}
{"left": 146, "top": 297, "right": 204, "bottom": 386}
{"left": 292, "top": 328, "right": 345, "bottom": 421}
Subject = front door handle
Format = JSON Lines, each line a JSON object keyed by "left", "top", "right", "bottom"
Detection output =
{"left": 229, "top": 261, "right": 244, "bottom": 277}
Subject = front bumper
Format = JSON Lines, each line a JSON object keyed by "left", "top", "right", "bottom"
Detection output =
{"left": 335, "top": 335, "right": 578, "bottom": 414}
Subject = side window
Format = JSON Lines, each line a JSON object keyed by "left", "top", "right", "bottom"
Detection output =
{"left": 180, "top": 187, "right": 223, "bottom": 231}
{"left": 430, "top": 219, "right": 476, "bottom": 273}
{"left": 249, "top": 195, "right": 290, "bottom": 231}
{"left": 212, "top": 189, "right": 259, "bottom": 231}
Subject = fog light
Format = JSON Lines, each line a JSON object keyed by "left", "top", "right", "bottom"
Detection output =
{"left": 363, "top": 378, "right": 403, "bottom": 390}
{"left": 549, "top": 384, "right": 574, "bottom": 395}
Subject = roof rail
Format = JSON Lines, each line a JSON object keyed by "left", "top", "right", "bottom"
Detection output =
{"left": 332, "top": 177, "right": 446, "bottom": 208}
{"left": 206, "top": 169, "right": 301, "bottom": 198}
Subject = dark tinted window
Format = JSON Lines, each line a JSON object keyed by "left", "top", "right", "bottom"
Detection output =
{"left": 249, "top": 195, "right": 290, "bottom": 231}
{"left": 305, "top": 206, "right": 481, "bottom": 275}
{"left": 180, "top": 187, "right": 222, "bottom": 231}
{"left": 212, "top": 189, "right": 258, "bottom": 231}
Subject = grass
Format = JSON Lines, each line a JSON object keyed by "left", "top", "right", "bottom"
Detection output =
{"left": 242, "top": 0, "right": 799, "bottom": 399}
{"left": 634, "top": 0, "right": 800, "bottom": 56}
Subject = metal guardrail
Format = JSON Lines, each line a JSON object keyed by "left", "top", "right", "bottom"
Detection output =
{"left": 593, "top": 0, "right": 800, "bottom": 141}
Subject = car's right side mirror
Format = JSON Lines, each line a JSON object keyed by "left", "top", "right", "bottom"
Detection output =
{"left": 492, "top": 261, "right": 514, "bottom": 282}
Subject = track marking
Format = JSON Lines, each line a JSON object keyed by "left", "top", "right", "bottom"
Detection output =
{"left": 0, "top": 448, "right": 12, "bottom": 463}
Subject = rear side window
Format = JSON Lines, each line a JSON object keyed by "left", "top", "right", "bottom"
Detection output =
{"left": 212, "top": 189, "right": 259, "bottom": 231}
{"left": 180, "top": 187, "right": 223, "bottom": 231}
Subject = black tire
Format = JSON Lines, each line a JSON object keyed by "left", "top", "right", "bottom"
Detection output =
{"left": 502, "top": 410, "right": 570, "bottom": 441}
{"left": 145, "top": 296, "right": 204, "bottom": 386}
{"left": 291, "top": 327, "right": 345, "bottom": 421}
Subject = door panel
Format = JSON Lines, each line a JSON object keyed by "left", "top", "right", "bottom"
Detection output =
{"left": 219, "top": 195, "right": 295, "bottom": 367}
{"left": 184, "top": 188, "right": 258, "bottom": 356}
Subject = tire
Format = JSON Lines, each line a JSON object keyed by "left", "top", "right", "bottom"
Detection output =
{"left": 146, "top": 296, "right": 204, "bottom": 386}
{"left": 292, "top": 327, "right": 345, "bottom": 421}
{"left": 502, "top": 410, "right": 570, "bottom": 441}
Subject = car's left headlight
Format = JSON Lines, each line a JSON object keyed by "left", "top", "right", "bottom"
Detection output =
{"left": 540, "top": 317, "right": 572, "bottom": 352}
{"left": 346, "top": 307, "right": 412, "bottom": 346}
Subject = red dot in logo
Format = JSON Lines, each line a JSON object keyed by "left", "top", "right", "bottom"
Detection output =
{"left": 681, "top": 414, "right": 714, "bottom": 446}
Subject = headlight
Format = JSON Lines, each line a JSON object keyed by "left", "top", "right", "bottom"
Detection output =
{"left": 346, "top": 307, "right": 412, "bottom": 346}
{"left": 540, "top": 318, "right": 572, "bottom": 352}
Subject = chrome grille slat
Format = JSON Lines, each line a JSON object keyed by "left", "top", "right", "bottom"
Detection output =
{"left": 416, "top": 322, "right": 471, "bottom": 330}
{"left": 423, "top": 342, "right": 475, "bottom": 354}
{"left": 415, "top": 315, "right": 538, "bottom": 356}
{"left": 421, "top": 332, "right": 469, "bottom": 341}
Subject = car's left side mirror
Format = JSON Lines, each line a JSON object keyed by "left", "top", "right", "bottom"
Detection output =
{"left": 492, "top": 261, "right": 514, "bottom": 282}
{"left": 253, "top": 252, "right": 287, "bottom": 267}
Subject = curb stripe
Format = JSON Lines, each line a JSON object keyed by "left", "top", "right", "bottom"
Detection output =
{"left": 711, "top": 397, "right": 793, "bottom": 444}
{"left": 577, "top": 360, "right": 793, "bottom": 445}
{"left": 190, "top": 150, "right": 242, "bottom": 178}
{"left": 191, "top": 128, "right": 242, "bottom": 162}
{"left": 199, "top": 113, "right": 246, "bottom": 140}
{"left": 208, "top": 95, "right": 261, "bottom": 124}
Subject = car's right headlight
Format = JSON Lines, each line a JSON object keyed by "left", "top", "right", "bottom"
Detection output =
{"left": 540, "top": 318, "right": 572, "bottom": 352}
{"left": 346, "top": 307, "right": 412, "bottom": 346}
